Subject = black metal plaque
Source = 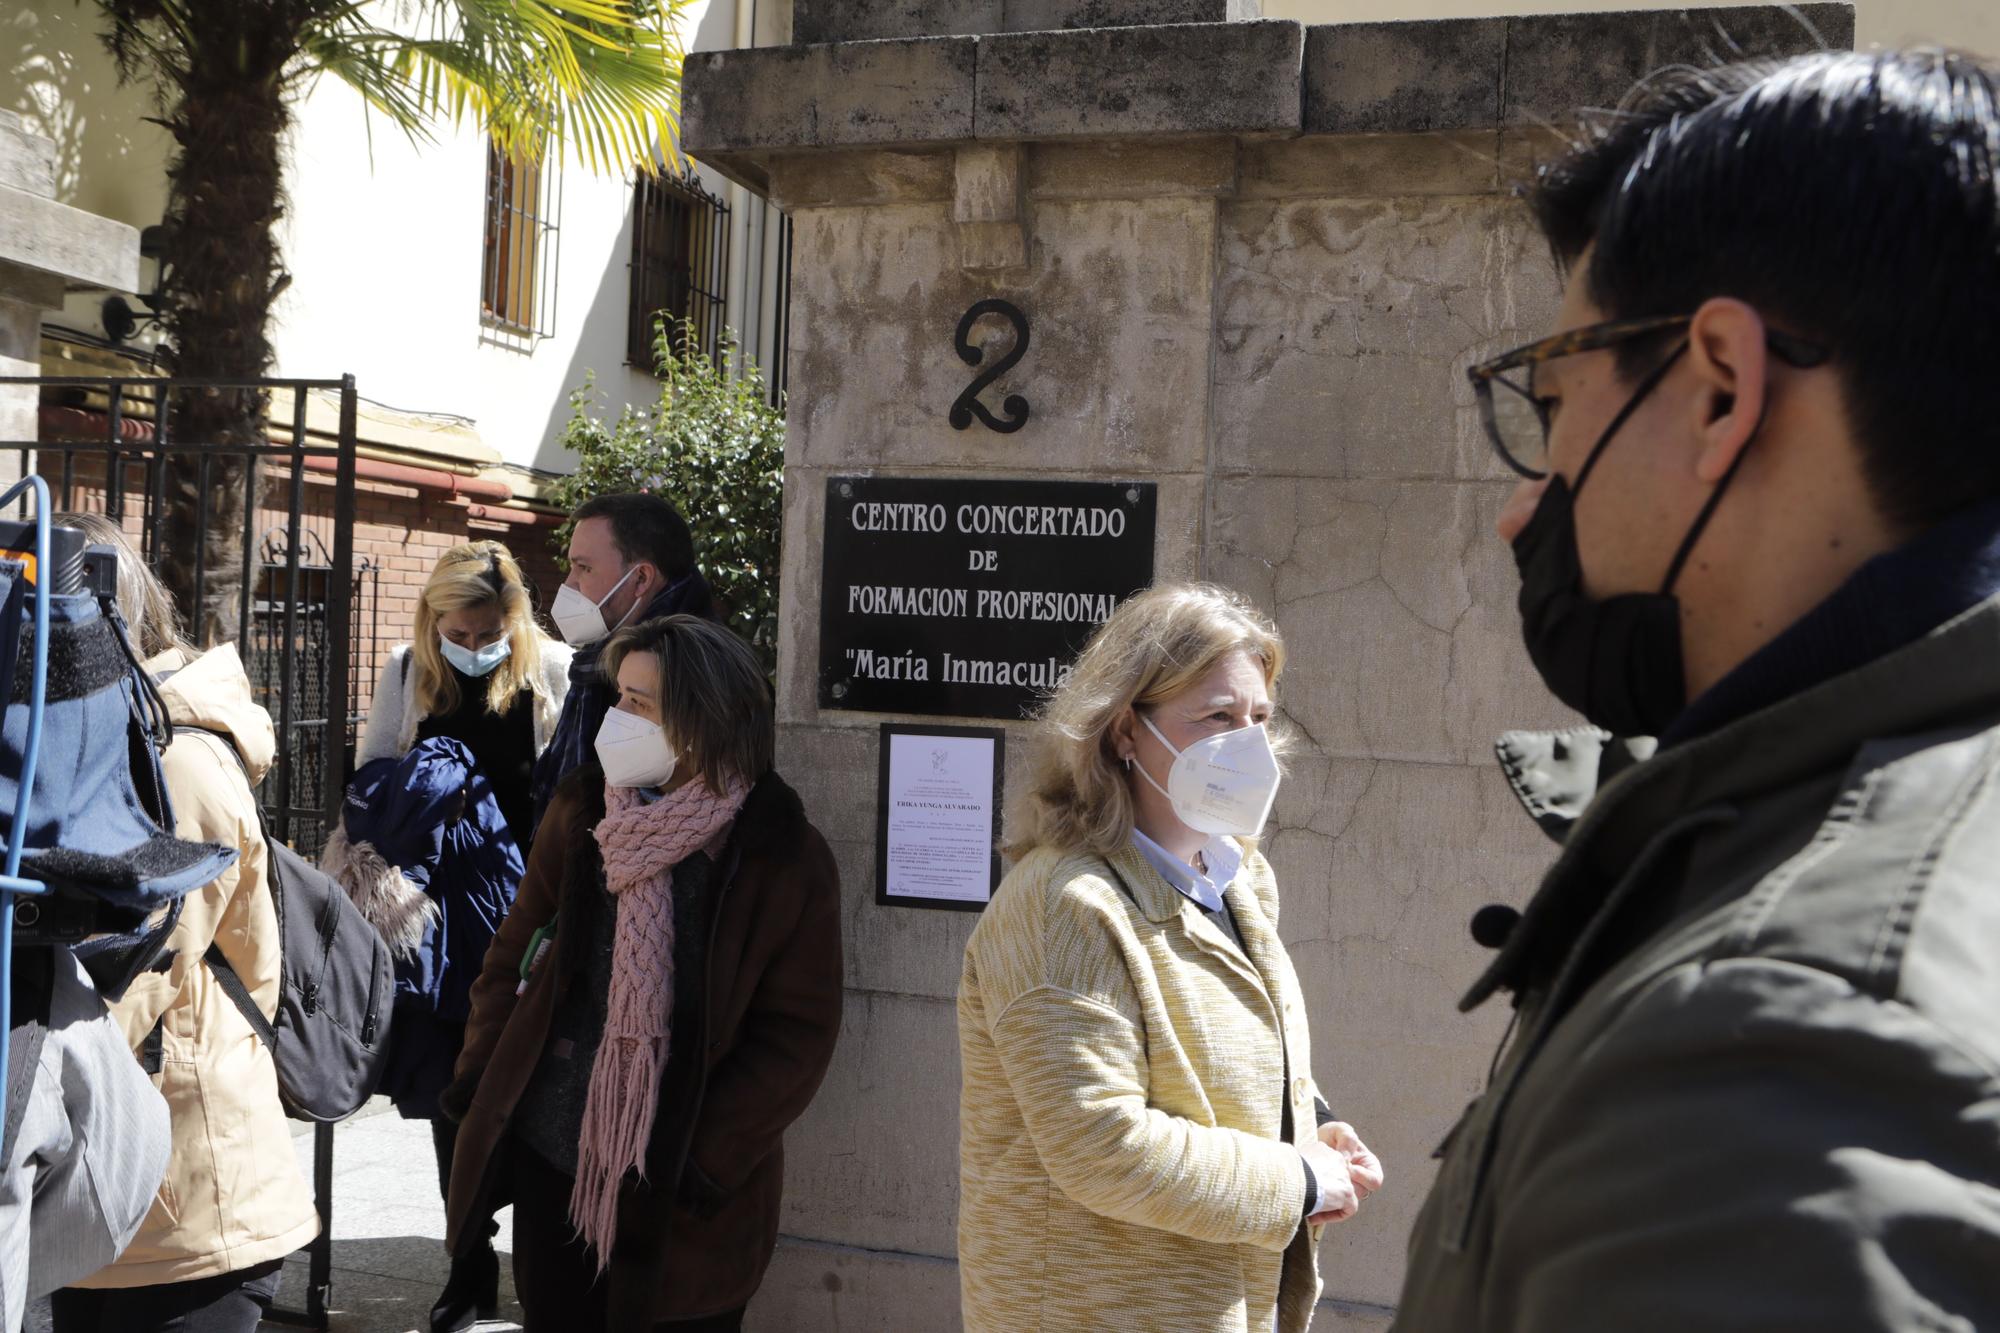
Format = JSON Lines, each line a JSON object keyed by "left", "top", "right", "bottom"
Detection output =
{"left": 819, "top": 475, "right": 1157, "bottom": 718}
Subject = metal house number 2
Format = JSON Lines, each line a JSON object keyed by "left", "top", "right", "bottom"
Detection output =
{"left": 949, "top": 299, "right": 1031, "bottom": 433}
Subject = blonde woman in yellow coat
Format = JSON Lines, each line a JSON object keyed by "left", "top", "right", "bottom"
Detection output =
{"left": 958, "top": 583, "right": 1383, "bottom": 1333}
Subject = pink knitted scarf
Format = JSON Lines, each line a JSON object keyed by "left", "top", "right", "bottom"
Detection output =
{"left": 572, "top": 773, "right": 748, "bottom": 1265}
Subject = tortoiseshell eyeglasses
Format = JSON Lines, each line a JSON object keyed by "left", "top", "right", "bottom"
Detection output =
{"left": 1466, "top": 315, "right": 1830, "bottom": 480}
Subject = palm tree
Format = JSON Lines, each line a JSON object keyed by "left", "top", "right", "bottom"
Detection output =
{"left": 95, "top": 0, "right": 685, "bottom": 645}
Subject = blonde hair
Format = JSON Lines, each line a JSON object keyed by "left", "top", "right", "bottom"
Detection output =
{"left": 411, "top": 541, "right": 545, "bottom": 719}
{"left": 58, "top": 512, "right": 196, "bottom": 659}
{"left": 1006, "top": 582, "right": 1285, "bottom": 860}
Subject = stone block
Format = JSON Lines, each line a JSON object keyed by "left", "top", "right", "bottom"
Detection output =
{"left": 794, "top": 0, "right": 1002, "bottom": 43}
{"left": 0, "top": 187, "right": 139, "bottom": 293}
{"left": 1208, "top": 477, "right": 1576, "bottom": 768}
{"left": 954, "top": 144, "right": 1026, "bottom": 269}
{"left": 782, "top": 197, "right": 1219, "bottom": 475}
{"left": 1212, "top": 194, "right": 1560, "bottom": 483}
{"left": 1303, "top": 19, "right": 1505, "bottom": 135}
{"left": 1502, "top": 4, "right": 1855, "bottom": 129}
{"left": 1028, "top": 138, "right": 1238, "bottom": 200}
{"left": 747, "top": 1238, "right": 961, "bottom": 1332}
{"left": 681, "top": 37, "right": 977, "bottom": 157}
{"left": 0, "top": 114, "right": 56, "bottom": 198}
{"left": 975, "top": 21, "right": 1304, "bottom": 140}
{"left": 1001, "top": 0, "right": 1259, "bottom": 31}
{"left": 794, "top": 0, "right": 1258, "bottom": 44}
{"left": 953, "top": 145, "right": 1023, "bottom": 224}
{"left": 1238, "top": 133, "right": 1507, "bottom": 201}
{"left": 778, "top": 990, "right": 964, "bottom": 1257}
{"left": 766, "top": 149, "right": 956, "bottom": 211}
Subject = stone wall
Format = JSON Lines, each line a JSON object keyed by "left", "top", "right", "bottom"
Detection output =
{"left": 686, "top": 8, "right": 1851, "bottom": 1328}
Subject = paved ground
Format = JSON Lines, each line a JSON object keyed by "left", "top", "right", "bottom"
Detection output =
{"left": 269, "top": 1101, "right": 524, "bottom": 1333}
{"left": 26, "top": 1099, "right": 523, "bottom": 1333}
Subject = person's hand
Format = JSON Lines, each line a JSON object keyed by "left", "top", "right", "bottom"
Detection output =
{"left": 1300, "top": 1137, "right": 1359, "bottom": 1225}
{"left": 1320, "top": 1121, "right": 1384, "bottom": 1200}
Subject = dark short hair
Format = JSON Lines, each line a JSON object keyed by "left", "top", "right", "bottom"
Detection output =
{"left": 573, "top": 492, "right": 696, "bottom": 581}
{"left": 601, "top": 615, "right": 773, "bottom": 792}
{"left": 1530, "top": 49, "right": 2000, "bottom": 529}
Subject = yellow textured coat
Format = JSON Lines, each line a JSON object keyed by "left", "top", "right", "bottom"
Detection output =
{"left": 75, "top": 645, "right": 318, "bottom": 1287}
{"left": 957, "top": 840, "right": 1325, "bottom": 1333}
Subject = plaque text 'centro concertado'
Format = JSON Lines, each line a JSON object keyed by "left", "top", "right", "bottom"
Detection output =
{"left": 819, "top": 476, "right": 1158, "bottom": 718}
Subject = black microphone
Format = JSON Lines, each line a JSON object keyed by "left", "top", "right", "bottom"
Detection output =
{"left": 1469, "top": 904, "right": 1522, "bottom": 950}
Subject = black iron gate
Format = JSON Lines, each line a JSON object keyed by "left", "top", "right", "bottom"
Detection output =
{"left": 10, "top": 374, "right": 361, "bottom": 844}
{"left": 248, "top": 529, "right": 380, "bottom": 854}
{"left": 4, "top": 372, "right": 362, "bottom": 1328}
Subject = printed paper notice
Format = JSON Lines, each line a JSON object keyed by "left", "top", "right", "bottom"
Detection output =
{"left": 883, "top": 731, "right": 997, "bottom": 905}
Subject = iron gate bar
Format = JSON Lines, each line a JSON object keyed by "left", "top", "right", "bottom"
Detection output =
{"left": 105, "top": 381, "right": 124, "bottom": 519}
{"left": 275, "top": 433, "right": 304, "bottom": 848}
{"left": 326, "top": 376, "right": 356, "bottom": 843}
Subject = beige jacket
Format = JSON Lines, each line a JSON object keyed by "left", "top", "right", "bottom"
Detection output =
{"left": 957, "top": 841, "right": 1326, "bottom": 1333}
{"left": 75, "top": 644, "right": 318, "bottom": 1287}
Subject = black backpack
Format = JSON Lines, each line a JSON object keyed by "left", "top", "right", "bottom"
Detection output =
{"left": 176, "top": 726, "right": 395, "bottom": 1122}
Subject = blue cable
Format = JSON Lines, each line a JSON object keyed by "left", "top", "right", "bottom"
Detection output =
{"left": 0, "top": 475, "right": 54, "bottom": 1109}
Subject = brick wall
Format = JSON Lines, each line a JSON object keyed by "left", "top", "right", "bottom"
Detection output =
{"left": 346, "top": 476, "right": 566, "bottom": 722}
{"left": 36, "top": 452, "right": 567, "bottom": 734}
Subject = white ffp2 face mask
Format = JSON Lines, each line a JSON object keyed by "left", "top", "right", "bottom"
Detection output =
{"left": 595, "top": 705, "right": 678, "bottom": 789}
{"left": 1135, "top": 712, "right": 1282, "bottom": 838}
{"left": 551, "top": 566, "right": 638, "bottom": 647}
{"left": 439, "top": 634, "right": 511, "bottom": 678}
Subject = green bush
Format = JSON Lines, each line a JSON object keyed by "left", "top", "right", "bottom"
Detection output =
{"left": 550, "top": 327, "right": 786, "bottom": 671}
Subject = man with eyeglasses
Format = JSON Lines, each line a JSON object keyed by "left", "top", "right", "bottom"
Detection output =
{"left": 1394, "top": 50, "right": 2000, "bottom": 1331}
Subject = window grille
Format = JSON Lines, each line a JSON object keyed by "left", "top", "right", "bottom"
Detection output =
{"left": 628, "top": 168, "right": 731, "bottom": 371}
{"left": 482, "top": 140, "right": 560, "bottom": 338}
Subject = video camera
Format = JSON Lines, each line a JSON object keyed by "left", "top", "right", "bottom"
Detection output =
{"left": 0, "top": 521, "right": 186, "bottom": 959}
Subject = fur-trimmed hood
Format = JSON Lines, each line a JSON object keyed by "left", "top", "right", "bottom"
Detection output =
{"left": 322, "top": 738, "right": 524, "bottom": 1027}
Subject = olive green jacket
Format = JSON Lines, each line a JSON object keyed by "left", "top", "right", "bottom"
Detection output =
{"left": 1394, "top": 596, "right": 2000, "bottom": 1332}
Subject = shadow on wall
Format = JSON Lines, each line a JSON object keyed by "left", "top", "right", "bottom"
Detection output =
{"left": 0, "top": 4, "right": 172, "bottom": 228}
{"left": 526, "top": 0, "right": 746, "bottom": 478}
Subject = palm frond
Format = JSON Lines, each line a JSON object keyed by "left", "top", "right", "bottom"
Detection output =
{"left": 307, "top": 0, "right": 688, "bottom": 175}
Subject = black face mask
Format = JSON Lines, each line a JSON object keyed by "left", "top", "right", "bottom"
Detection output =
{"left": 1511, "top": 342, "right": 1754, "bottom": 737}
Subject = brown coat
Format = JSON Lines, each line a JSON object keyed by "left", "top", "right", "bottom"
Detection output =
{"left": 442, "top": 767, "right": 843, "bottom": 1323}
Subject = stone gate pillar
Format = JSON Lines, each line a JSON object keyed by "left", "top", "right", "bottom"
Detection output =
{"left": 0, "top": 112, "right": 140, "bottom": 490}
{"left": 685, "top": 6, "right": 1850, "bottom": 1326}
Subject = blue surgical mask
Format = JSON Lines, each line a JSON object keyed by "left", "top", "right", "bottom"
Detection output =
{"left": 440, "top": 634, "right": 511, "bottom": 678}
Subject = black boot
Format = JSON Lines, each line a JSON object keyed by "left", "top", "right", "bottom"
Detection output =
{"left": 429, "top": 1241, "right": 499, "bottom": 1333}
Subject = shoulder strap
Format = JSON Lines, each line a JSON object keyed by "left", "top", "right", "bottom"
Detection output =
{"left": 204, "top": 944, "right": 278, "bottom": 1050}
{"left": 176, "top": 725, "right": 288, "bottom": 1014}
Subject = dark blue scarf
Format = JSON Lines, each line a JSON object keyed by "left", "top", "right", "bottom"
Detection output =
{"left": 1665, "top": 499, "right": 2000, "bottom": 745}
{"left": 527, "top": 570, "right": 716, "bottom": 826}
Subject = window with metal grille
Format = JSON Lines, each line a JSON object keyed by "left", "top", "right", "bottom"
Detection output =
{"left": 628, "top": 168, "right": 731, "bottom": 371}
{"left": 482, "top": 140, "right": 560, "bottom": 337}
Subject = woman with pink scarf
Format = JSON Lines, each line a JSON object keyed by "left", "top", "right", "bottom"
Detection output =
{"left": 439, "top": 615, "right": 844, "bottom": 1331}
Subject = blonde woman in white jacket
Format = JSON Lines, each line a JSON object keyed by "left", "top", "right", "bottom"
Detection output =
{"left": 330, "top": 539, "right": 569, "bottom": 1333}
{"left": 354, "top": 541, "right": 572, "bottom": 838}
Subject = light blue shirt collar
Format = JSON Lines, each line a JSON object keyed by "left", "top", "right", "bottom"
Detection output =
{"left": 1129, "top": 829, "right": 1241, "bottom": 914}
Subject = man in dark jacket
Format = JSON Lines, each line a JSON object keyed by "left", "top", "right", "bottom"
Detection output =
{"left": 1397, "top": 50, "right": 2000, "bottom": 1331}
{"left": 531, "top": 492, "right": 716, "bottom": 826}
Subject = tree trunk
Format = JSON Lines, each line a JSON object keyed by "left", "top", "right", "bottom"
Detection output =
{"left": 155, "top": 16, "right": 295, "bottom": 648}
